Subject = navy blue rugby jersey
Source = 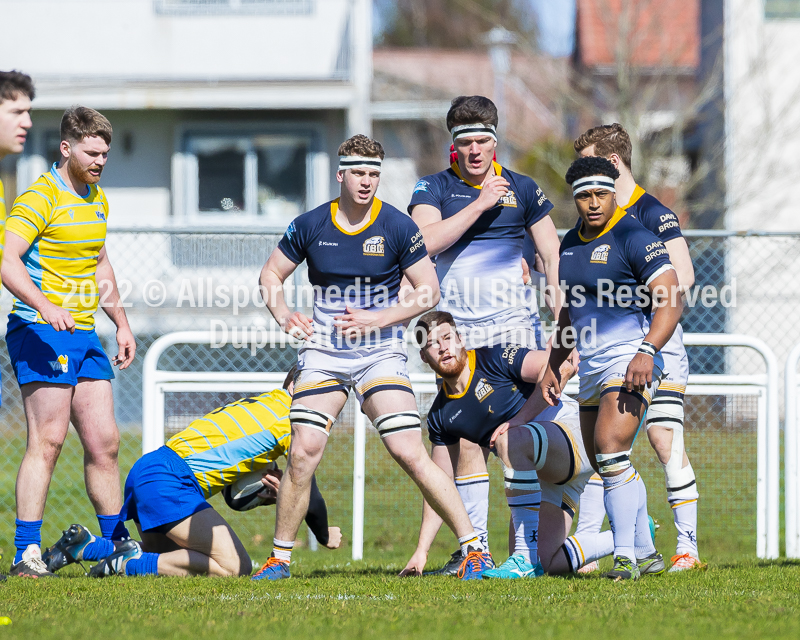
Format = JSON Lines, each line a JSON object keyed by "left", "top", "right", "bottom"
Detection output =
{"left": 408, "top": 162, "right": 553, "bottom": 326}
{"left": 558, "top": 208, "right": 673, "bottom": 376}
{"left": 623, "top": 185, "right": 682, "bottom": 242}
{"left": 278, "top": 197, "right": 427, "bottom": 349}
{"left": 426, "top": 345, "right": 535, "bottom": 448}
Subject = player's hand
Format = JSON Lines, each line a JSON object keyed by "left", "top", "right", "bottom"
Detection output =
{"left": 489, "top": 421, "right": 512, "bottom": 449}
{"left": 567, "top": 348, "right": 580, "bottom": 374}
{"left": 40, "top": 302, "right": 76, "bottom": 334}
{"left": 256, "top": 468, "right": 283, "bottom": 504}
{"left": 323, "top": 526, "right": 342, "bottom": 550}
{"left": 540, "top": 364, "right": 562, "bottom": 406}
{"left": 113, "top": 326, "right": 136, "bottom": 370}
{"left": 625, "top": 353, "right": 653, "bottom": 392}
{"left": 282, "top": 312, "right": 313, "bottom": 340}
{"left": 334, "top": 305, "right": 383, "bottom": 340}
{"left": 475, "top": 175, "right": 510, "bottom": 212}
{"left": 399, "top": 549, "right": 428, "bottom": 577}
{"left": 559, "top": 358, "right": 577, "bottom": 387}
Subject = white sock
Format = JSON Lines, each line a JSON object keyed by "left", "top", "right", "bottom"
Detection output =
{"left": 458, "top": 531, "right": 485, "bottom": 555}
{"left": 507, "top": 493, "right": 541, "bottom": 564}
{"left": 575, "top": 474, "right": 606, "bottom": 535}
{"left": 272, "top": 538, "right": 294, "bottom": 562}
{"left": 455, "top": 473, "right": 490, "bottom": 552}
{"left": 672, "top": 500, "right": 699, "bottom": 557}
{"left": 562, "top": 530, "right": 614, "bottom": 572}
{"left": 602, "top": 466, "right": 638, "bottom": 562}
{"left": 634, "top": 471, "right": 657, "bottom": 558}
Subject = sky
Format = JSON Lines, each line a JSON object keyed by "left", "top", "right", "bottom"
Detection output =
{"left": 372, "top": 0, "right": 576, "bottom": 57}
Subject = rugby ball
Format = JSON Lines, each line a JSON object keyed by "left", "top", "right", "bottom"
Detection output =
{"left": 223, "top": 463, "right": 277, "bottom": 512}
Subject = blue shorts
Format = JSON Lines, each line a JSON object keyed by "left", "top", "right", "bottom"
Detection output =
{"left": 121, "top": 446, "right": 212, "bottom": 532}
{"left": 5, "top": 315, "right": 114, "bottom": 387}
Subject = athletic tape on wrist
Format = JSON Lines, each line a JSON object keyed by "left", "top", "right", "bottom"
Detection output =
{"left": 637, "top": 341, "right": 657, "bottom": 358}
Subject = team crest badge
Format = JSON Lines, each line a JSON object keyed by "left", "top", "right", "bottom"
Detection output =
{"left": 591, "top": 244, "right": 610, "bottom": 264}
{"left": 499, "top": 190, "right": 518, "bottom": 207}
{"left": 363, "top": 235, "right": 385, "bottom": 256}
{"left": 475, "top": 378, "right": 494, "bottom": 402}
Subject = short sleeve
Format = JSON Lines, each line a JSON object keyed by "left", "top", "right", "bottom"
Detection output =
{"left": 393, "top": 214, "right": 428, "bottom": 271}
{"left": 408, "top": 175, "right": 444, "bottom": 213}
{"left": 624, "top": 227, "right": 673, "bottom": 285}
{"left": 481, "top": 345, "right": 530, "bottom": 385}
{"left": 519, "top": 176, "right": 554, "bottom": 230}
{"left": 7, "top": 182, "right": 54, "bottom": 245}
{"left": 425, "top": 406, "right": 457, "bottom": 446}
{"left": 277, "top": 217, "right": 307, "bottom": 265}
{"left": 636, "top": 197, "right": 683, "bottom": 242}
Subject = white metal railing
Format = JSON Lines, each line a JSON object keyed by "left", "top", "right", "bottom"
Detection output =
{"left": 785, "top": 343, "right": 800, "bottom": 558}
{"left": 142, "top": 331, "right": 779, "bottom": 560}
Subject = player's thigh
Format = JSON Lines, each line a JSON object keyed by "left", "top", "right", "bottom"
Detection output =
{"left": 579, "top": 411, "right": 598, "bottom": 473}
{"left": 454, "top": 439, "right": 489, "bottom": 476}
{"left": 140, "top": 528, "right": 184, "bottom": 554}
{"left": 538, "top": 501, "right": 572, "bottom": 568}
{"left": 289, "top": 390, "right": 348, "bottom": 461}
{"left": 163, "top": 507, "right": 249, "bottom": 565}
{"left": 363, "top": 389, "right": 426, "bottom": 460}
{"left": 20, "top": 382, "right": 73, "bottom": 445}
{"left": 70, "top": 378, "right": 119, "bottom": 450}
{"left": 594, "top": 391, "right": 645, "bottom": 453}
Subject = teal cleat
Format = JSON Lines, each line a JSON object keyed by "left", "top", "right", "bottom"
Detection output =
{"left": 252, "top": 557, "right": 291, "bottom": 581}
{"left": 482, "top": 554, "right": 544, "bottom": 579}
{"left": 457, "top": 549, "right": 494, "bottom": 580}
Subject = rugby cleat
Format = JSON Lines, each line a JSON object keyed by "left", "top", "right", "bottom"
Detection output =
{"left": 578, "top": 560, "right": 599, "bottom": 574}
{"left": 42, "top": 524, "right": 93, "bottom": 572}
{"left": 456, "top": 548, "right": 494, "bottom": 581}
{"left": 252, "top": 557, "right": 291, "bottom": 581}
{"left": 88, "top": 540, "right": 142, "bottom": 577}
{"left": 668, "top": 553, "right": 707, "bottom": 572}
{"left": 9, "top": 545, "right": 57, "bottom": 578}
{"left": 423, "top": 549, "right": 463, "bottom": 577}
{"left": 482, "top": 553, "right": 543, "bottom": 579}
{"left": 636, "top": 551, "right": 666, "bottom": 576}
{"left": 604, "top": 556, "right": 640, "bottom": 581}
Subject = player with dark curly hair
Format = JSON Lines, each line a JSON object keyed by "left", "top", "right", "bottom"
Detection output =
{"left": 539, "top": 156, "right": 683, "bottom": 580}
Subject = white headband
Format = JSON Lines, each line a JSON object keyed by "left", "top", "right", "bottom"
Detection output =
{"left": 572, "top": 175, "right": 616, "bottom": 196}
{"left": 338, "top": 155, "right": 382, "bottom": 173}
{"left": 450, "top": 123, "right": 498, "bottom": 142}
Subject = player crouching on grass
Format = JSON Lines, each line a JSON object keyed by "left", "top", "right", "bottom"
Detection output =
{"left": 42, "top": 367, "right": 342, "bottom": 577}
{"left": 399, "top": 311, "right": 615, "bottom": 579}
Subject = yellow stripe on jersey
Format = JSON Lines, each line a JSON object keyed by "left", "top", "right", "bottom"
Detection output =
{"left": 166, "top": 389, "right": 292, "bottom": 498}
{"left": 6, "top": 164, "right": 109, "bottom": 329}
{"left": 0, "top": 178, "right": 6, "bottom": 290}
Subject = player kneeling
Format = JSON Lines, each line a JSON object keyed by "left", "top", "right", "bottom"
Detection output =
{"left": 42, "top": 367, "right": 341, "bottom": 577}
{"left": 400, "top": 312, "right": 613, "bottom": 578}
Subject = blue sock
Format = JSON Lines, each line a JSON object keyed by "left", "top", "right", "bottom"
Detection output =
{"left": 14, "top": 519, "right": 43, "bottom": 564}
{"left": 124, "top": 552, "right": 159, "bottom": 576}
{"left": 97, "top": 513, "right": 130, "bottom": 541}
{"left": 81, "top": 537, "right": 116, "bottom": 561}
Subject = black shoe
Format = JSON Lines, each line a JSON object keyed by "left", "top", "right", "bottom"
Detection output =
{"left": 423, "top": 549, "right": 464, "bottom": 576}
{"left": 88, "top": 540, "right": 142, "bottom": 578}
{"left": 42, "top": 524, "right": 93, "bottom": 572}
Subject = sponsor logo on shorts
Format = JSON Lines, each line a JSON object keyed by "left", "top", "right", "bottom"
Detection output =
{"left": 590, "top": 244, "right": 610, "bottom": 264}
{"left": 499, "top": 190, "right": 518, "bottom": 207}
{"left": 475, "top": 378, "right": 494, "bottom": 402}
{"left": 363, "top": 235, "right": 385, "bottom": 256}
{"left": 49, "top": 354, "right": 69, "bottom": 373}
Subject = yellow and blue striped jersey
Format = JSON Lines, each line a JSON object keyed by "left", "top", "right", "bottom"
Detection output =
{"left": 6, "top": 163, "right": 109, "bottom": 329}
{"left": 166, "top": 389, "right": 292, "bottom": 499}
{"left": 0, "top": 177, "right": 6, "bottom": 289}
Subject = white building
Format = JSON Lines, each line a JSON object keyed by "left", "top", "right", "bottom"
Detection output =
{"left": 1, "top": 0, "right": 373, "bottom": 229}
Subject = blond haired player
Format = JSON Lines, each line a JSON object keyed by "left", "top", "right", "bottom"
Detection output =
{"left": 2, "top": 106, "right": 135, "bottom": 577}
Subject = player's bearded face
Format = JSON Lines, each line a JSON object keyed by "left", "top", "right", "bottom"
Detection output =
{"left": 574, "top": 188, "right": 617, "bottom": 236}
{"left": 340, "top": 168, "right": 380, "bottom": 206}
{"left": 423, "top": 326, "right": 467, "bottom": 377}
{"left": 65, "top": 135, "right": 109, "bottom": 186}
{"left": 454, "top": 135, "right": 496, "bottom": 178}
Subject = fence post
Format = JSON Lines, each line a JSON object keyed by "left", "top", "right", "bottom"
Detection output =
{"left": 785, "top": 344, "right": 800, "bottom": 558}
{"left": 352, "top": 409, "right": 367, "bottom": 561}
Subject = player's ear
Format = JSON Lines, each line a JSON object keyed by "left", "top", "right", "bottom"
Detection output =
{"left": 608, "top": 153, "right": 621, "bottom": 169}
{"left": 336, "top": 170, "right": 345, "bottom": 184}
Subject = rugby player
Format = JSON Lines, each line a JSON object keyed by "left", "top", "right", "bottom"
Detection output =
{"left": 573, "top": 124, "right": 703, "bottom": 571}
{"left": 255, "top": 134, "right": 492, "bottom": 580}
{"left": 408, "top": 96, "right": 562, "bottom": 571}
{"left": 42, "top": 368, "right": 342, "bottom": 577}
{"left": 540, "top": 156, "right": 682, "bottom": 580}
{"left": 399, "top": 311, "right": 614, "bottom": 578}
{"left": 2, "top": 106, "right": 135, "bottom": 578}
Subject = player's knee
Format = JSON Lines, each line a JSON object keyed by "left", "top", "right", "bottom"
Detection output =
{"left": 373, "top": 410, "right": 421, "bottom": 440}
{"left": 30, "top": 436, "right": 64, "bottom": 468}
{"left": 511, "top": 422, "right": 548, "bottom": 470}
{"left": 595, "top": 449, "right": 631, "bottom": 475}
{"left": 646, "top": 397, "right": 684, "bottom": 464}
{"left": 290, "top": 404, "right": 335, "bottom": 440}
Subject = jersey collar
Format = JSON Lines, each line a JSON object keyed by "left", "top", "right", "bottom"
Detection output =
{"left": 578, "top": 206, "right": 628, "bottom": 242}
{"left": 449, "top": 161, "right": 503, "bottom": 189}
{"left": 443, "top": 350, "right": 476, "bottom": 399}
{"left": 330, "top": 197, "right": 383, "bottom": 235}
{"left": 49, "top": 162, "right": 93, "bottom": 199}
{"left": 622, "top": 184, "right": 646, "bottom": 210}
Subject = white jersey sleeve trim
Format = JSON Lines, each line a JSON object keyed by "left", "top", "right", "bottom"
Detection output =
{"left": 645, "top": 263, "right": 675, "bottom": 286}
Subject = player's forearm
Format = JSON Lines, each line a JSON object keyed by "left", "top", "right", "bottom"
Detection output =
{"left": 644, "top": 302, "right": 683, "bottom": 351}
{"left": 418, "top": 202, "right": 487, "bottom": 255}
{"left": 381, "top": 282, "right": 440, "bottom": 327}
{"left": 541, "top": 254, "right": 563, "bottom": 316}
{"left": 1, "top": 255, "right": 55, "bottom": 313}
{"left": 259, "top": 269, "right": 292, "bottom": 326}
{"left": 305, "top": 476, "right": 330, "bottom": 545}
{"left": 547, "top": 307, "right": 574, "bottom": 368}
{"left": 414, "top": 495, "right": 445, "bottom": 555}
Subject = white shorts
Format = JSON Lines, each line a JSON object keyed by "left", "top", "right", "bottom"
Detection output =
{"left": 540, "top": 417, "right": 594, "bottom": 517}
{"left": 577, "top": 356, "right": 662, "bottom": 412}
{"left": 459, "top": 308, "right": 541, "bottom": 350}
{"left": 657, "top": 324, "right": 689, "bottom": 398}
{"left": 293, "top": 344, "right": 413, "bottom": 404}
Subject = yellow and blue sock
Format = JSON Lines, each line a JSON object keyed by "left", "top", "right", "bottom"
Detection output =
{"left": 97, "top": 513, "right": 130, "bottom": 541}
{"left": 14, "top": 519, "right": 42, "bottom": 564}
{"left": 124, "top": 553, "right": 159, "bottom": 576}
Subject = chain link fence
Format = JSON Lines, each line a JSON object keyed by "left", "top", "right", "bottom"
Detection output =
{"left": 0, "top": 230, "right": 794, "bottom": 563}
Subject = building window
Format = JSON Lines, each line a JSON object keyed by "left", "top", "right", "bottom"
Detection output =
{"left": 154, "top": 0, "right": 313, "bottom": 16}
{"left": 185, "top": 133, "right": 310, "bottom": 226}
{"left": 765, "top": 1, "right": 800, "bottom": 19}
